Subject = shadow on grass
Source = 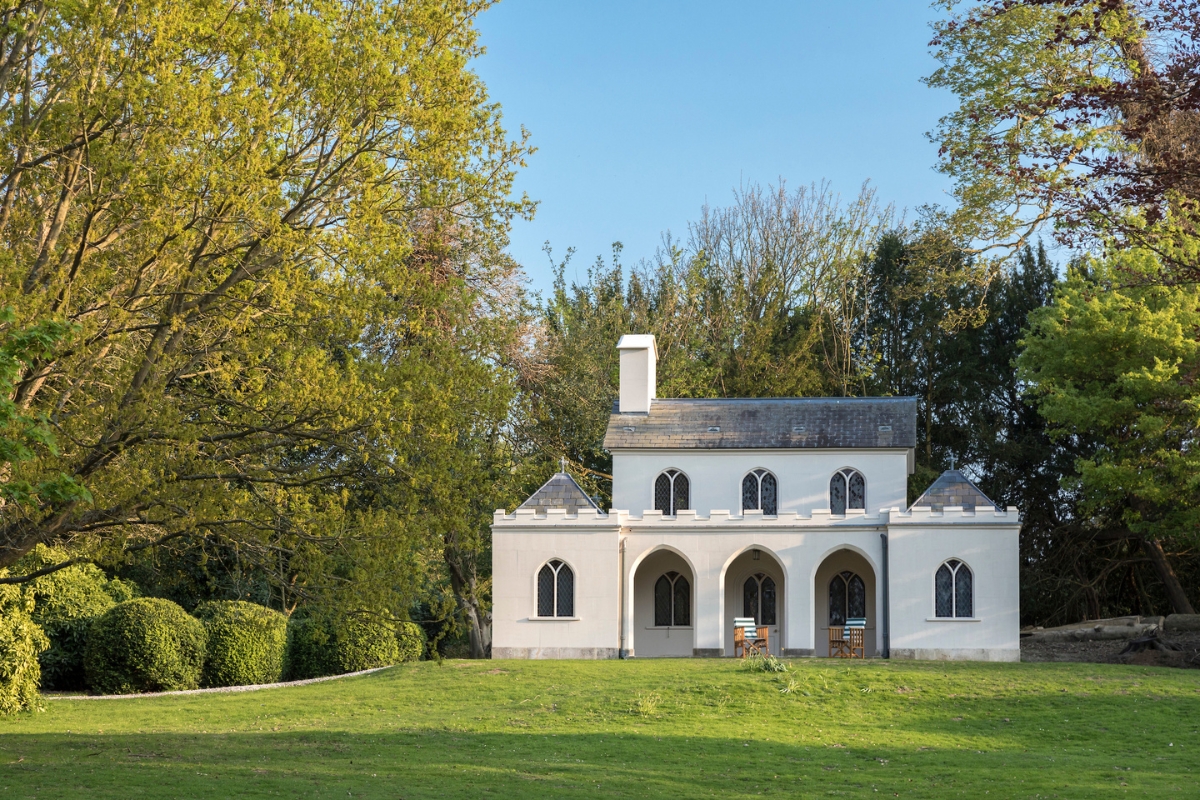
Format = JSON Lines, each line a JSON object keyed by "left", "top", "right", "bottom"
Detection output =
{"left": 0, "top": 725, "right": 1189, "bottom": 800}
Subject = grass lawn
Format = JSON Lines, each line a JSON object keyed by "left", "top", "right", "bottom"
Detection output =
{"left": 1, "top": 658, "right": 1197, "bottom": 798}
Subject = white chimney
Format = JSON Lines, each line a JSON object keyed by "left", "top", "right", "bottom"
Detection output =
{"left": 617, "top": 334, "right": 657, "bottom": 413}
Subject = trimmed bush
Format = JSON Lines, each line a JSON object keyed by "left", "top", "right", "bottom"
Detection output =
{"left": 84, "top": 598, "right": 206, "bottom": 694}
{"left": 284, "top": 614, "right": 401, "bottom": 680}
{"left": 0, "top": 581, "right": 49, "bottom": 715}
{"left": 395, "top": 621, "right": 426, "bottom": 662}
{"left": 18, "top": 545, "right": 136, "bottom": 690}
{"left": 194, "top": 601, "right": 287, "bottom": 688}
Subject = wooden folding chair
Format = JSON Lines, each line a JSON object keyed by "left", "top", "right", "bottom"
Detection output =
{"left": 846, "top": 617, "right": 867, "bottom": 659}
{"left": 829, "top": 626, "right": 850, "bottom": 657}
{"left": 734, "top": 617, "right": 768, "bottom": 658}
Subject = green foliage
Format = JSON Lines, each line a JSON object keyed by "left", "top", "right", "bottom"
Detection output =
{"left": 394, "top": 621, "right": 427, "bottom": 663}
{"left": 84, "top": 598, "right": 207, "bottom": 694}
{"left": 193, "top": 601, "right": 287, "bottom": 688}
{"left": 1019, "top": 250, "right": 1200, "bottom": 542}
{"left": 284, "top": 614, "right": 401, "bottom": 680}
{"left": 0, "top": 307, "right": 90, "bottom": 513}
{"left": 17, "top": 545, "right": 134, "bottom": 690}
{"left": 0, "top": 578, "right": 48, "bottom": 715}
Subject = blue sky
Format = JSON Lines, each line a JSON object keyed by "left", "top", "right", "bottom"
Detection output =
{"left": 473, "top": 1, "right": 956, "bottom": 296}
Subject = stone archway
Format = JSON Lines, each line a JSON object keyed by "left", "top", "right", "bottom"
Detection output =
{"left": 632, "top": 548, "right": 695, "bottom": 657}
{"left": 723, "top": 548, "right": 784, "bottom": 656}
{"left": 814, "top": 549, "right": 877, "bottom": 657}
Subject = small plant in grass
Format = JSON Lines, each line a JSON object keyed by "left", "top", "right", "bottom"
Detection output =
{"left": 743, "top": 653, "right": 788, "bottom": 673}
{"left": 84, "top": 598, "right": 206, "bottom": 694}
{"left": 633, "top": 691, "right": 661, "bottom": 717}
{"left": 194, "top": 601, "right": 288, "bottom": 688}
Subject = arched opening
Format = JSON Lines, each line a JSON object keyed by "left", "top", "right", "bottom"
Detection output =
{"left": 631, "top": 548, "right": 695, "bottom": 657}
{"left": 814, "top": 549, "right": 877, "bottom": 657}
{"left": 723, "top": 548, "right": 784, "bottom": 656}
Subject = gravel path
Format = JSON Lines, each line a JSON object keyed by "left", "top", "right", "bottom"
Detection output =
{"left": 45, "top": 665, "right": 394, "bottom": 700}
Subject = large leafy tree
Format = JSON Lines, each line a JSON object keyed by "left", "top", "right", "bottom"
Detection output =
{"left": 1019, "top": 249, "right": 1200, "bottom": 614}
{"left": 927, "top": 0, "right": 1200, "bottom": 279}
{"left": 0, "top": 0, "right": 532, "bottom": 629}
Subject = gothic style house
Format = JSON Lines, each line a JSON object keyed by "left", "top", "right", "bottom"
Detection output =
{"left": 492, "top": 335, "right": 1020, "bottom": 661}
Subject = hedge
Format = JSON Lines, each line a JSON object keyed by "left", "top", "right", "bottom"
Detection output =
{"left": 194, "top": 601, "right": 288, "bottom": 688}
{"left": 285, "top": 614, "right": 402, "bottom": 680}
{"left": 84, "top": 598, "right": 207, "bottom": 694}
{"left": 395, "top": 621, "right": 426, "bottom": 663}
{"left": 18, "top": 545, "right": 136, "bottom": 690}
{"left": 0, "top": 581, "right": 49, "bottom": 715}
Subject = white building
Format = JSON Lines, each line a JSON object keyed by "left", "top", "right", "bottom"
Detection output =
{"left": 492, "top": 334, "right": 1020, "bottom": 661}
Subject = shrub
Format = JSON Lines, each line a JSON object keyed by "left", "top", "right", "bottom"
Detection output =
{"left": 194, "top": 601, "right": 287, "bottom": 688}
{"left": 84, "top": 598, "right": 206, "bottom": 694}
{"left": 0, "top": 581, "right": 49, "bottom": 715}
{"left": 395, "top": 621, "right": 426, "bottom": 662}
{"left": 17, "top": 545, "right": 136, "bottom": 690}
{"left": 284, "top": 614, "right": 400, "bottom": 680}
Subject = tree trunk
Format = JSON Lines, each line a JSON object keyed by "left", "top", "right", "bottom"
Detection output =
{"left": 443, "top": 543, "right": 492, "bottom": 658}
{"left": 1142, "top": 537, "right": 1196, "bottom": 614}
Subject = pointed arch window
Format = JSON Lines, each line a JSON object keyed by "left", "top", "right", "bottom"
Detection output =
{"left": 829, "top": 571, "right": 866, "bottom": 626}
{"left": 741, "top": 469, "right": 778, "bottom": 515}
{"left": 743, "top": 572, "right": 777, "bottom": 626}
{"left": 935, "top": 559, "right": 973, "bottom": 618}
{"left": 654, "top": 571, "right": 690, "bottom": 626}
{"left": 829, "top": 468, "right": 866, "bottom": 515}
{"left": 537, "top": 559, "right": 574, "bottom": 617}
{"left": 654, "top": 469, "right": 689, "bottom": 515}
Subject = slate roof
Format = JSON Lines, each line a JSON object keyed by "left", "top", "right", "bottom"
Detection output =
{"left": 602, "top": 397, "right": 917, "bottom": 450}
{"left": 518, "top": 472, "right": 600, "bottom": 514}
{"left": 911, "top": 469, "right": 996, "bottom": 511}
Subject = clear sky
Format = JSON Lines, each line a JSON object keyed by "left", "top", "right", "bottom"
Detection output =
{"left": 473, "top": 1, "right": 955, "bottom": 297}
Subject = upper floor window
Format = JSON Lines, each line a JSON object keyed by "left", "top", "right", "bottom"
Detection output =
{"left": 537, "top": 559, "right": 574, "bottom": 617}
{"left": 654, "top": 469, "right": 689, "bottom": 515}
{"left": 654, "top": 571, "right": 690, "bottom": 626}
{"left": 741, "top": 469, "right": 778, "bottom": 515}
{"left": 935, "top": 559, "right": 973, "bottom": 618}
{"left": 829, "top": 570, "right": 866, "bottom": 626}
{"left": 830, "top": 468, "right": 865, "bottom": 515}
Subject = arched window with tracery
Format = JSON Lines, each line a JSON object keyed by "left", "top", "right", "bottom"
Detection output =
{"left": 654, "top": 469, "right": 689, "bottom": 515}
{"left": 935, "top": 559, "right": 973, "bottom": 618}
{"left": 741, "top": 469, "right": 778, "bottom": 515}
{"left": 654, "top": 571, "right": 690, "bottom": 626}
{"left": 537, "top": 559, "right": 574, "bottom": 617}
{"left": 829, "top": 571, "right": 866, "bottom": 626}
{"left": 829, "top": 468, "right": 866, "bottom": 515}
{"left": 743, "top": 572, "right": 777, "bottom": 625}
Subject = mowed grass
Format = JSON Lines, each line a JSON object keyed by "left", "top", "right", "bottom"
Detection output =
{"left": 1, "top": 659, "right": 1198, "bottom": 798}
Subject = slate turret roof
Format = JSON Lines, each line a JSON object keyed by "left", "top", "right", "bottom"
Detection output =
{"left": 602, "top": 397, "right": 917, "bottom": 450}
{"left": 911, "top": 469, "right": 996, "bottom": 511}
{"left": 518, "top": 472, "right": 600, "bottom": 514}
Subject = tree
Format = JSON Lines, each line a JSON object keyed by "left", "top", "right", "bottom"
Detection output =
{"left": 1018, "top": 248, "right": 1200, "bottom": 614}
{"left": 927, "top": 0, "right": 1200, "bottom": 280}
{"left": 0, "top": 0, "right": 532, "bottom": 634}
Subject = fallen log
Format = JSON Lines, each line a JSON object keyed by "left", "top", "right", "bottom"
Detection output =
{"left": 1119, "top": 633, "right": 1183, "bottom": 655}
{"left": 1024, "top": 623, "right": 1160, "bottom": 644}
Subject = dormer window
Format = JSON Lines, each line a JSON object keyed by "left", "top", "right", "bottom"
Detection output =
{"left": 654, "top": 469, "right": 689, "bottom": 515}
{"left": 830, "top": 468, "right": 865, "bottom": 514}
{"left": 741, "top": 469, "right": 778, "bottom": 515}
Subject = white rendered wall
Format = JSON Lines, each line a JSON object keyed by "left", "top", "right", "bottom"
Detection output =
{"left": 886, "top": 509, "right": 1020, "bottom": 661}
{"left": 611, "top": 449, "right": 911, "bottom": 517}
{"left": 491, "top": 515, "right": 621, "bottom": 659}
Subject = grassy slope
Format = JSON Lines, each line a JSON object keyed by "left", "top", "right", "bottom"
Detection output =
{"left": 0, "top": 659, "right": 1197, "bottom": 798}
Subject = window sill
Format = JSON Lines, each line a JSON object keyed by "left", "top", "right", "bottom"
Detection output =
{"left": 527, "top": 616, "right": 580, "bottom": 622}
{"left": 644, "top": 626, "right": 694, "bottom": 630}
{"left": 926, "top": 617, "right": 981, "bottom": 622}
